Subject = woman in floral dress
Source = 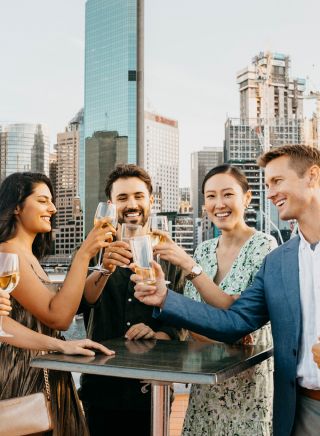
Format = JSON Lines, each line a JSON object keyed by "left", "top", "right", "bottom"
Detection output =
{"left": 153, "top": 164, "right": 277, "bottom": 435}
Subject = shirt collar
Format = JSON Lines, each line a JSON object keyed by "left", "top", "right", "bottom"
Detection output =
{"left": 298, "top": 227, "right": 319, "bottom": 251}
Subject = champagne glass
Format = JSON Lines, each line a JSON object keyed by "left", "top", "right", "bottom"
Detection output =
{"left": 130, "top": 235, "right": 156, "bottom": 285}
{"left": 147, "top": 215, "right": 170, "bottom": 284}
{"left": 0, "top": 253, "right": 20, "bottom": 337}
{"left": 119, "top": 224, "right": 143, "bottom": 268}
{"left": 147, "top": 215, "right": 169, "bottom": 248}
{"left": 89, "top": 202, "right": 117, "bottom": 272}
{"left": 120, "top": 223, "right": 143, "bottom": 244}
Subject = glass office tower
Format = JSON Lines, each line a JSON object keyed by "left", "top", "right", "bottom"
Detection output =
{"left": 0, "top": 123, "right": 49, "bottom": 182}
{"left": 82, "top": 0, "right": 144, "bottom": 227}
{"left": 84, "top": 0, "right": 144, "bottom": 162}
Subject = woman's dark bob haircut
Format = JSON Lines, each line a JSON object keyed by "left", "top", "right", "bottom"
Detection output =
{"left": 201, "top": 164, "right": 250, "bottom": 194}
{"left": 0, "top": 172, "right": 55, "bottom": 259}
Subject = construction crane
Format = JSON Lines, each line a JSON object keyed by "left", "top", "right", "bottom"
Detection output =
{"left": 255, "top": 52, "right": 273, "bottom": 235}
{"left": 303, "top": 90, "right": 320, "bottom": 148}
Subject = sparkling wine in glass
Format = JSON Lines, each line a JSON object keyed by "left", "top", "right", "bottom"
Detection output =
{"left": 89, "top": 202, "right": 118, "bottom": 273}
{"left": 147, "top": 215, "right": 169, "bottom": 248}
{"left": 120, "top": 223, "right": 143, "bottom": 244}
{"left": 147, "top": 215, "right": 170, "bottom": 284}
{"left": 119, "top": 224, "right": 143, "bottom": 268}
{"left": 130, "top": 235, "right": 156, "bottom": 285}
{"left": 0, "top": 253, "right": 20, "bottom": 337}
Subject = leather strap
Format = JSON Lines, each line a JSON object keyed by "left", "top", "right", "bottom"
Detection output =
{"left": 299, "top": 386, "right": 320, "bottom": 401}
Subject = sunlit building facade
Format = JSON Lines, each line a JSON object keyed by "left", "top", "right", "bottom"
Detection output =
{"left": 54, "top": 111, "right": 84, "bottom": 255}
{"left": 144, "top": 111, "right": 179, "bottom": 212}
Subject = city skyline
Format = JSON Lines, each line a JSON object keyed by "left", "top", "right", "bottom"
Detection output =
{"left": 1, "top": 0, "right": 320, "bottom": 186}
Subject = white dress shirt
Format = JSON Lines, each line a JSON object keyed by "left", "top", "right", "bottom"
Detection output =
{"left": 296, "top": 229, "right": 320, "bottom": 389}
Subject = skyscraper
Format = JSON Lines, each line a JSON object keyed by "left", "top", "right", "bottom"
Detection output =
{"left": 237, "top": 52, "right": 305, "bottom": 120}
{"left": 54, "top": 111, "right": 84, "bottom": 255}
{"left": 0, "top": 123, "right": 49, "bottom": 181}
{"left": 190, "top": 147, "right": 223, "bottom": 218}
{"left": 144, "top": 111, "right": 179, "bottom": 212}
{"left": 224, "top": 51, "right": 306, "bottom": 236}
{"left": 83, "top": 0, "right": 144, "bottom": 226}
{"left": 85, "top": 131, "right": 128, "bottom": 232}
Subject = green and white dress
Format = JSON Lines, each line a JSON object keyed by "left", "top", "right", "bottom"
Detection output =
{"left": 182, "top": 231, "right": 277, "bottom": 436}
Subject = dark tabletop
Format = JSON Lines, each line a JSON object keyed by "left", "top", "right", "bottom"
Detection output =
{"left": 31, "top": 338, "right": 273, "bottom": 384}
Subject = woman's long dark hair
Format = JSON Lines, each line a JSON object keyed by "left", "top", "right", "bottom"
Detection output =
{"left": 0, "top": 172, "right": 55, "bottom": 259}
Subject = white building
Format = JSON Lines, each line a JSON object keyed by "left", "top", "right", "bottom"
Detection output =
{"left": 144, "top": 111, "right": 179, "bottom": 212}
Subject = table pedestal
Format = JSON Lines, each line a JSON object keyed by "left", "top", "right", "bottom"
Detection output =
{"left": 151, "top": 382, "right": 171, "bottom": 436}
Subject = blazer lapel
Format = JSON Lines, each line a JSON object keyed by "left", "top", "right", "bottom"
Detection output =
{"left": 281, "top": 236, "right": 301, "bottom": 339}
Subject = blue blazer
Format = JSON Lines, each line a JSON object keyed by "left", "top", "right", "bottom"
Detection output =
{"left": 157, "top": 236, "right": 302, "bottom": 436}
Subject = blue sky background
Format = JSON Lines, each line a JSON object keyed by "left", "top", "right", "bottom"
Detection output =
{"left": 1, "top": 0, "right": 319, "bottom": 186}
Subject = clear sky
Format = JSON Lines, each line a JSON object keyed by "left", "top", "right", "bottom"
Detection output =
{"left": 1, "top": 0, "right": 320, "bottom": 186}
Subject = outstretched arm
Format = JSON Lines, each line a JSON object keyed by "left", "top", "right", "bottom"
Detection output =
{"left": 9, "top": 219, "right": 115, "bottom": 330}
{"left": 1, "top": 317, "right": 115, "bottom": 357}
{"left": 132, "top": 261, "right": 269, "bottom": 344}
{"left": 153, "top": 233, "right": 235, "bottom": 308}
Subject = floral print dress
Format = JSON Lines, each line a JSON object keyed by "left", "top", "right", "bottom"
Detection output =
{"left": 182, "top": 231, "right": 277, "bottom": 436}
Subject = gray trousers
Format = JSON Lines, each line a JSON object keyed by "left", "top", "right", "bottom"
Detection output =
{"left": 292, "top": 394, "right": 320, "bottom": 435}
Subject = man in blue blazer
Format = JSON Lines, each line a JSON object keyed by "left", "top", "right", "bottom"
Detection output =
{"left": 132, "top": 144, "right": 320, "bottom": 436}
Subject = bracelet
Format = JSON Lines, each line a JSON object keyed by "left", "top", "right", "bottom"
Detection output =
{"left": 94, "top": 271, "right": 112, "bottom": 286}
{"left": 100, "top": 269, "right": 112, "bottom": 276}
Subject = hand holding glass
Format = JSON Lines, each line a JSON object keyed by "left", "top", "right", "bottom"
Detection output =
{"left": 89, "top": 202, "right": 117, "bottom": 272}
{"left": 120, "top": 224, "right": 143, "bottom": 268}
{"left": 147, "top": 215, "right": 170, "bottom": 284}
{"left": 147, "top": 215, "right": 169, "bottom": 247}
{"left": 0, "top": 253, "right": 20, "bottom": 337}
{"left": 130, "top": 235, "right": 156, "bottom": 285}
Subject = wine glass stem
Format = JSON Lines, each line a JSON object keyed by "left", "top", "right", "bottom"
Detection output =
{"left": 97, "top": 249, "right": 103, "bottom": 268}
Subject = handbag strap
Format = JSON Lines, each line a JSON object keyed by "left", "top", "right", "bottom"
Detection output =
{"left": 36, "top": 320, "right": 52, "bottom": 401}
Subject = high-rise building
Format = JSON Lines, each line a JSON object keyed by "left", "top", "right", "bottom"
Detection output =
{"left": 49, "top": 152, "right": 58, "bottom": 194}
{"left": 85, "top": 131, "right": 128, "bottom": 232}
{"left": 237, "top": 51, "right": 305, "bottom": 120}
{"left": 224, "top": 118, "right": 305, "bottom": 162}
{"left": 190, "top": 147, "right": 223, "bottom": 218}
{"left": 83, "top": 0, "right": 144, "bottom": 224}
{"left": 179, "top": 187, "right": 191, "bottom": 203}
{"left": 158, "top": 212, "right": 194, "bottom": 256}
{"left": 178, "top": 188, "right": 192, "bottom": 214}
{"left": 224, "top": 51, "right": 305, "bottom": 236}
{"left": 144, "top": 111, "right": 179, "bottom": 212}
{"left": 54, "top": 111, "right": 84, "bottom": 255}
{"left": 0, "top": 123, "right": 49, "bottom": 181}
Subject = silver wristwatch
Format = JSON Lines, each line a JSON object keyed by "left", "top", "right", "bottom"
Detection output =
{"left": 185, "top": 263, "right": 203, "bottom": 281}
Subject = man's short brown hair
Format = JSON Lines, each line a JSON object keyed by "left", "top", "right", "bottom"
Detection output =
{"left": 257, "top": 144, "right": 320, "bottom": 177}
{"left": 105, "top": 164, "right": 153, "bottom": 199}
